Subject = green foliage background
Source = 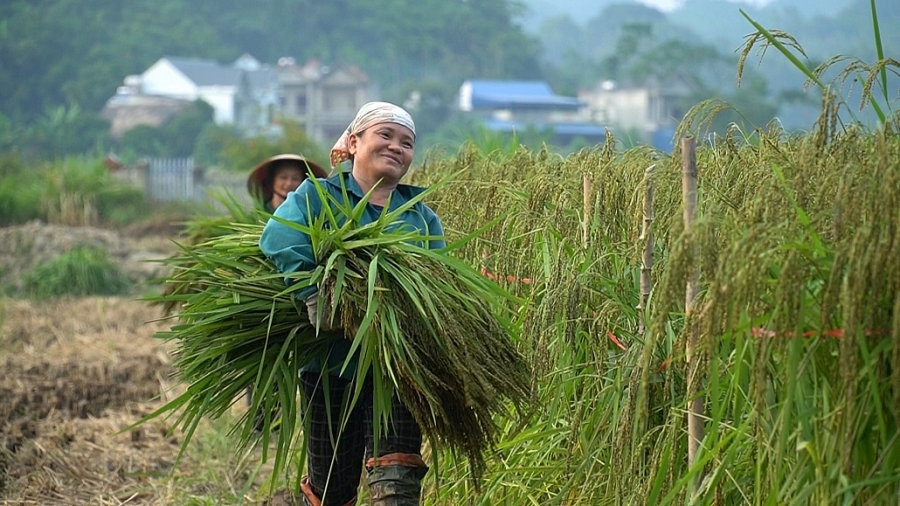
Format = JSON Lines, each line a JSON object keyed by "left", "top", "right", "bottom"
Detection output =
{"left": 3, "top": 0, "right": 895, "bottom": 163}
{"left": 217, "top": 120, "right": 329, "bottom": 173}
{"left": 0, "top": 0, "right": 541, "bottom": 125}
{"left": 0, "top": 155, "right": 150, "bottom": 227}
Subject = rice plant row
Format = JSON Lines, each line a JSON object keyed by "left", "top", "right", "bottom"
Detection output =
{"left": 409, "top": 118, "right": 899, "bottom": 504}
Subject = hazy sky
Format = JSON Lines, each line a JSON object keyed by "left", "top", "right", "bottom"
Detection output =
{"left": 636, "top": 0, "right": 772, "bottom": 12}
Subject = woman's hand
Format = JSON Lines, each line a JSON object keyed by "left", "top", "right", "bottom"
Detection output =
{"left": 305, "top": 293, "right": 336, "bottom": 331}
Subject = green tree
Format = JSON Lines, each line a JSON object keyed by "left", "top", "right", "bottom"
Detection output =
{"left": 219, "top": 119, "right": 328, "bottom": 173}
{"left": 385, "top": 79, "right": 459, "bottom": 139}
{"left": 0, "top": 0, "right": 542, "bottom": 125}
{"left": 14, "top": 105, "right": 110, "bottom": 161}
{"left": 118, "top": 125, "right": 166, "bottom": 159}
{"left": 589, "top": 21, "right": 781, "bottom": 136}
{"left": 193, "top": 123, "right": 245, "bottom": 168}
{"left": 116, "top": 100, "right": 214, "bottom": 158}
{"left": 160, "top": 100, "right": 215, "bottom": 157}
{"left": 0, "top": 0, "right": 224, "bottom": 121}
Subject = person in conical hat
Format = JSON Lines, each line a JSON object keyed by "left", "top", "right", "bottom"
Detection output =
{"left": 245, "top": 154, "right": 329, "bottom": 424}
{"left": 247, "top": 154, "right": 329, "bottom": 212}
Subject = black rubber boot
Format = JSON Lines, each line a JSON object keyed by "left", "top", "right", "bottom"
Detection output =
{"left": 366, "top": 464, "right": 428, "bottom": 506}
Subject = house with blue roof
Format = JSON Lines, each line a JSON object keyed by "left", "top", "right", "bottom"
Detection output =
{"left": 459, "top": 79, "right": 607, "bottom": 146}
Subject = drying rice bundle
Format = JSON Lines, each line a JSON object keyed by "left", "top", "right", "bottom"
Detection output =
{"left": 144, "top": 177, "right": 532, "bottom": 483}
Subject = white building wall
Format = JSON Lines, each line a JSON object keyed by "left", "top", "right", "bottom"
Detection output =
{"left": 140, "top": 59, "right": 197, "bottom": 99}
{"left": 580, "top": 88, "right": 650, "bottom": 133}
{"left": 459, "top": 81, "right": 474, "bottom": 111}
{"left": 198, "top": 86, "right": 236, "bottom": 124}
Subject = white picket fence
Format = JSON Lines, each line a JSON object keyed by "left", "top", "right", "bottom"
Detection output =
{"left": 147, "top": 158, "right": 194, "bottom": 201}
{"left": 115, "top": 158, "right": 250, "bottom": 206}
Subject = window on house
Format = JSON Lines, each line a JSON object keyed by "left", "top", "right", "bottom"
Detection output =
{"left": 296, "top": 94, "right": 307, "bottom": 114}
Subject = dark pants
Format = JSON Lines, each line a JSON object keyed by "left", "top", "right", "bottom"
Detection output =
{"left": 300, "top": 371, "right": 423, "bottom": 505}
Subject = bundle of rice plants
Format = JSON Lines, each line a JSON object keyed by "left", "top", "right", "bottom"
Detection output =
{"left": 154, "top": 190, "right": 270, "bottom": 314}
{"left": 143, "top": 175, "right": 532, "bottom": 485}
{"left": 144, "top": 221, "right": 319, "bottom": 479}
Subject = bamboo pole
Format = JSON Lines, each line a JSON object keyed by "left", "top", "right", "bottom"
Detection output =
{"left": 682, "top": 136, "right": 705, "bottom": 491}
{"left": 637, "top": 164, "right": 656, "bottom": 336}
{"left": 582, "top": 172, "right": 591, "bottom": 250}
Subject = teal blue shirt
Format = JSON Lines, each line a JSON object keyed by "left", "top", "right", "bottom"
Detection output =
{"left": 258, "top": 171, "right": 445, "bottom": 379}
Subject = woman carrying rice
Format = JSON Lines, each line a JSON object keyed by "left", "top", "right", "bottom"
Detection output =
{"left": 259, "top": 101, "right": 443, "bottom": 506}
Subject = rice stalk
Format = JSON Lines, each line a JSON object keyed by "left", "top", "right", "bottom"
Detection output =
{"left": 411, "top": 119, "right": 899, "bottom": 504}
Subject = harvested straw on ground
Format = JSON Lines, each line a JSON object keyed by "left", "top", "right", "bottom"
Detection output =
{"left": 144, "top": 181, "right": 532, "bottom": 483}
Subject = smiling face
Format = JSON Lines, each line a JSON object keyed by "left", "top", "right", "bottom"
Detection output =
{"left": 348, "top": 122, "right": 415, "bottom": 187}
{"left": 271, "top": 163, "right": 305, "bottom": 198}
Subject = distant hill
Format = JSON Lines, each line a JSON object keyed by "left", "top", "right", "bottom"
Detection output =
{"left": 517, "top": 0, "right": 616, "bottom": 30}
{"left": 667, "top": 0, "right": 855, "bottom": 54}
{"left": 518, "top": 0, "right": 853, "bottom": 31}
{"left": 525, "top": 0, "right": 894, "bottom": 63}
{"left": 527, "top": 0, "right": 896, "bottom": 131}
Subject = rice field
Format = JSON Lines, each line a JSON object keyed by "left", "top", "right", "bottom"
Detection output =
{"left": 3, "top": 56, "right": 898, "bottom": 504}
{"left": 404, "top": 113, "right": 900, "bottom": 504}
{"left": 2, "top": 112, "right": 896, "bottom": 505}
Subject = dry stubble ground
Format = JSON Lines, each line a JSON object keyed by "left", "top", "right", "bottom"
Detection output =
{"left": 0, "top": 226, "right": 288, "bottom": 506}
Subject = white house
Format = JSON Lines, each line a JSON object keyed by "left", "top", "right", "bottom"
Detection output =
{"left": 104, "top": 55, "right": 370, "bottom": 143}
{"left": 138, "top": 55, "right": 270, "bottom": 126}
{"left": 578, "top": 77, "right": 691, "bottom": 136}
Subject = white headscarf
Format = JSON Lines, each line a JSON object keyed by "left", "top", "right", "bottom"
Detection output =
{"left": 330, "top": 101, "right": 416, "bottom": 167}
